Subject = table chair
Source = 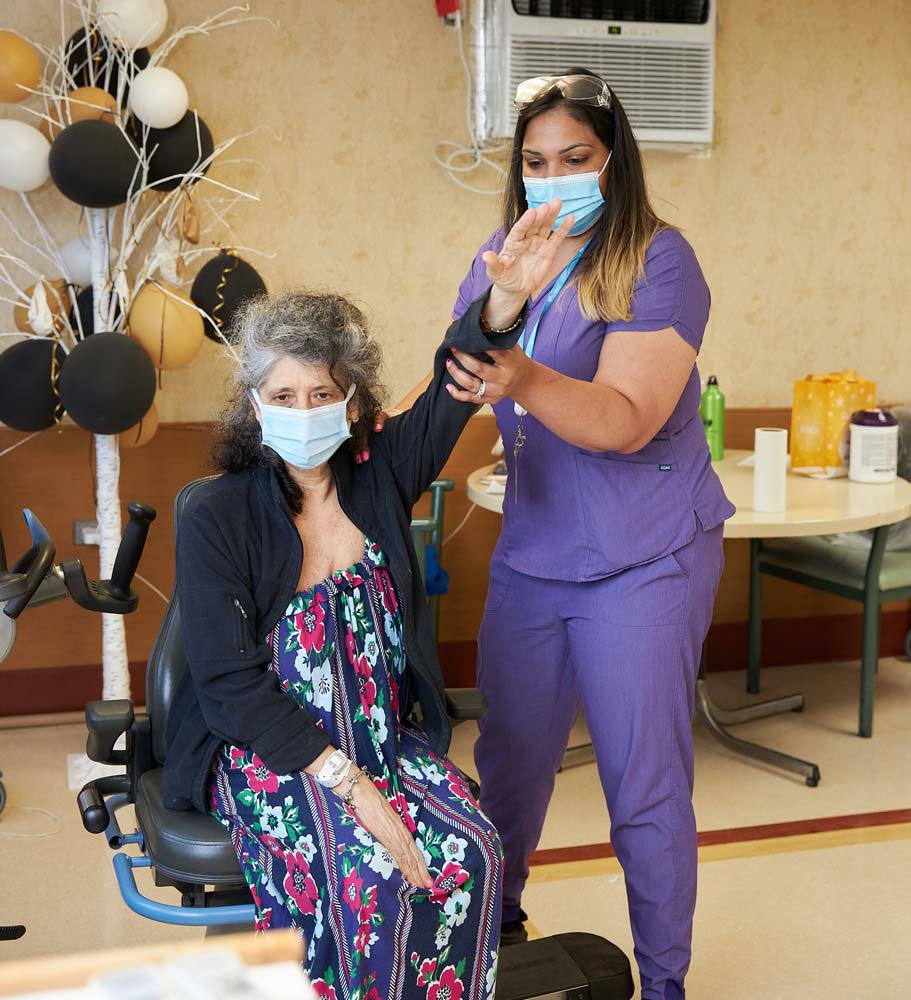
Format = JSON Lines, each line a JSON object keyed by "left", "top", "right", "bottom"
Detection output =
{"left": 748, "top": 409, "right": 911, "bottom": 737}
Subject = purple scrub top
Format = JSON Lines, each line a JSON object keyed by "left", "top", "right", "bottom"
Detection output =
{"left": 453, "top": 226, "right": 735, "bottom": 582}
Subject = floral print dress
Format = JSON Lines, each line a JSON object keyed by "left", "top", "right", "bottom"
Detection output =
{"left": 208, "top": 539, "right": 503, "bottom": 1000}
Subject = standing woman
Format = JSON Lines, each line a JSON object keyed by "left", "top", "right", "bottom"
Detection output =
{"left": 441, "top": 73, "right": 735, "bottom": 999}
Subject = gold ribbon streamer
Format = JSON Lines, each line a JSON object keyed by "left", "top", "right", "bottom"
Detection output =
{"left": 211, "top": 250, "right": 240, "bottom": 334}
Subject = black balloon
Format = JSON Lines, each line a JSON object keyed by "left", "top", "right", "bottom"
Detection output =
{"left": 69, "top": 286, "right": 123, "bottom": 339}
{"left": 50, "top": 120, "right": 140, "bottom": 208}
{"left": 64, "top": 26, "right": 149, "bottom": 97}
{"left": 131, "top": 111, "right": 214, "bottom": 191}
{"left": 0, "top": 339, "right": 66, "bottom": 432}
{"left": 58, "top": 332, "right": 156, "bottom": 434}
{"left": 191, "top": 250, "right": 267, "bottom": 343}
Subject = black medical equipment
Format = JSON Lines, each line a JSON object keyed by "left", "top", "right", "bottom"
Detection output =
{"left": 0, "top": 500, "right": 155, "bottom": 946}
{"left": 0, "top": 500, "right": 157, "bottom": 633}
{"left": 0, "top": 499, "right": 157, "bottom": 814}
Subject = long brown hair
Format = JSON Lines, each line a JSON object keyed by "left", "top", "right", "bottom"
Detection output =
{"left": 503, "top": 70, "right": 669, "bottom": 322}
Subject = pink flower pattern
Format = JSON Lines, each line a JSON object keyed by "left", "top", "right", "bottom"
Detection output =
{"left": 342, "top": 868, "right": 364, "bottom": 912}
{"left": 283, "top": 849, "right": 319, "bottom": 916}
{"left": 417, "top": 957, "right": 438, "bottom": 986}
{"left": 293, "top": 590, "right": 327, "bottom": 653}
{"left": 429, "top": 861, "right": 470, "bottom": 904}
{"left": 428, "top": 965, "right": 465, "bottom": 1000}
{"left": 240, "top": 753, "right": 279, "bottom": 795}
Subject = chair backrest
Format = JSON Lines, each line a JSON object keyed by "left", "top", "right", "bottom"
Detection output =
{"left": 147, "top": 477, "right": 216, "bottom": 766}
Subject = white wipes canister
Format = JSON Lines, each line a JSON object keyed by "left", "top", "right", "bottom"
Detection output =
{"left": 848, "top": 409, "right": 898, "bottom": 483}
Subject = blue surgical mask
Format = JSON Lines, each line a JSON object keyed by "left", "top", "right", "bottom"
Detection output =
{"left": 523, "top": 153, "right": 611, "bottom": 236}
{"left": 252, "top": 383, "right": 356, "bottom": 470}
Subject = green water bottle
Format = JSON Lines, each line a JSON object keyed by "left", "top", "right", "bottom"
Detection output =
{"left": 701, "top": 375, "right": 725, "bottom": 461}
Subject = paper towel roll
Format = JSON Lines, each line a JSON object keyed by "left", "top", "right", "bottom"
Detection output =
{"left": 753, "top": 427, "right": 788, "bottom": 512}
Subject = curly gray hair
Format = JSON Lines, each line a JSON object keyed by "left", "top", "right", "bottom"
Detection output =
{"left": 231, "top": 291, "right": 383, "bottom": 402}
{"left": 212, "top": 290, "right": 388, "bottom": 508}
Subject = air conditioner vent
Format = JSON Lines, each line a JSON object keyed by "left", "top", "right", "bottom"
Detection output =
{"left": 473, "top": 0, "right": 716, "bottom": 146}
{"left": 511, "top": 2, "right": 709, "bottom": 25}
{"left": 509, "top": 38, "right": 713, "bottom": 133}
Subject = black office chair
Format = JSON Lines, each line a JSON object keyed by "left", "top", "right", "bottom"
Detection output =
{"left": 78, "top": 477, "right": 632, "bottom": 998}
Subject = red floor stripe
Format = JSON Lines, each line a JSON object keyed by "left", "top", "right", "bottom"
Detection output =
{"left": 528, "top": 809, "right": 911, "bottom": 867}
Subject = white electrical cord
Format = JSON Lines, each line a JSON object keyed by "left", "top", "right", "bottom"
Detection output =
{"left": 0, "top": 805, "right": 64, "bottom": 839}
{"left": 442, "top": 503, "right": 477, "bottom": 546}
{"left": 135, "top": 573, "right": 169, "bottom": 604}
{"left": 432, "top": 11, "right": 510, "bottom": 195}
{"left": 0, "top": 431, "right": 42, "bottom": 460}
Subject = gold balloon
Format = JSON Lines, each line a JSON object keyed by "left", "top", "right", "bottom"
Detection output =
{"left": 128, "top": 281, "right": 204, "bottom": 370}
{"left": 119, "top": 400, "right": 159, "bottom": 449}
{"left": 13, "top": 278, "right": 70, "bottom": 333}
{"left": 42, "top": 87, "right": 118, "bottom": 141}
{"left": 0, "top": 31, "right": 40, "bottom": 104}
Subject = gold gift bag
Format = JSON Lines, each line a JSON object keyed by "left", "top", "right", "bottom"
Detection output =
{"left": 790, "top": 371, "right": 876, "bottom": 477}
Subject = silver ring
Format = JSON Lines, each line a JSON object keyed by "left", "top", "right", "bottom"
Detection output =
{"left": 474, "top": 379, "right": 486, "bottom": 399}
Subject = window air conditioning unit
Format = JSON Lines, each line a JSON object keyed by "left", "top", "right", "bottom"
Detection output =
{"left": 472, "top": 1, "right": 717, "bottom": 149}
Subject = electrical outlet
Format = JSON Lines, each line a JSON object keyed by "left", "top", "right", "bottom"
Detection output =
{"left": 74, "top": 519, "right": 99, "bottom": 546}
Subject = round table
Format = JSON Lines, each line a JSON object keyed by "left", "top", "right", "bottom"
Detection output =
{"left": 470, "top": 452, "right": 911, "bottom": 531}
{"left": 468, "top": 450, "right": 911, "bottom": 783}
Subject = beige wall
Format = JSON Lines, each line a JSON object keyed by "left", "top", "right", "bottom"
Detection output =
{"left": 3, "top": 0, "right": 910, "bottom": 423}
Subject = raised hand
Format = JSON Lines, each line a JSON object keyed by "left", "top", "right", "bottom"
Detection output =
{"left": 481, "top": 199, "right": 574, "bottom": 301}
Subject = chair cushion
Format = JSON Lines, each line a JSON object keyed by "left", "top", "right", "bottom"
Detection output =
{"left": 760, "top": 537, "right": 911, "bottom": 593}
{"left": 135, "top": 769, "right": 244, "bottom": 885}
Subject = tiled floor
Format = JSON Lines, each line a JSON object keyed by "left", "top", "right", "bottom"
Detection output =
{"left": 1, "top": 657, "right": 909, "bottom": 998}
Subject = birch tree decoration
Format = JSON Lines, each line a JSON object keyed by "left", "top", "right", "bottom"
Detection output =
{"left": 0, "top": 2, "right": 273, "bottom": 701}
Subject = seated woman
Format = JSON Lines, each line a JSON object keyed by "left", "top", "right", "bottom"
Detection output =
{"left": 162, "top": 201, "right": 572, "bottom": 999}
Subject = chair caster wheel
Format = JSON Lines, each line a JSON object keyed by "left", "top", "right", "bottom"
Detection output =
{"left": 806, "top": 768, "right": 820, "bottom": 787}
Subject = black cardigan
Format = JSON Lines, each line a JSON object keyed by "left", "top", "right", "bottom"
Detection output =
{"left": 162, "top": 291, "right": 523, "bottom": 812}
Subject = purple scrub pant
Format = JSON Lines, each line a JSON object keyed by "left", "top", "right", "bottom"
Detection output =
{"left": 474, "top": 523, "right": 724, "bottom": 1000}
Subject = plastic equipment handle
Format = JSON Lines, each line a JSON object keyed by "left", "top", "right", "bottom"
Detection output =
{"left": 3, "top": 541, "right": 55, "bottom": 620}
{"left": 109, "top": 502, "right": 157, "bottom": 599}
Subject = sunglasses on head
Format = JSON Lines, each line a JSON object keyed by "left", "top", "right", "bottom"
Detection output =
{"left": 514, "top": 75, "right": 613, "bottom": 112}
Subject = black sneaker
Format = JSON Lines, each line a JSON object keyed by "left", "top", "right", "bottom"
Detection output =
{"left": 499, "top": 907, "right": 529, "bottom": 947}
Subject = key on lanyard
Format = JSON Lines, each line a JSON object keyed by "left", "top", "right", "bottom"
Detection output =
{"left": 513, "top": 415, "right": 526, "bottom": 502}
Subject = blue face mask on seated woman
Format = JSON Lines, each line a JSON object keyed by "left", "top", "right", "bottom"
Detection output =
{"left": 523, "top": 152, "right": 611, "bottom": 236}
{"left": 252, "top": 383, "right": 356, "bottom": 470}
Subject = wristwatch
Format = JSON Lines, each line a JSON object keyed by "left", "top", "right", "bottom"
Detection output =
{"left": 314, "top": 749, "right": 353, "bottom": 788}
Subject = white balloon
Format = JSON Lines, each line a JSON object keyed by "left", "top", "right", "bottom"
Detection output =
{"left": 99, "top": 0, "right": 169, "bottom": 50}
{"left": 130, "top": 67, "right": 188, "bottom": 129}
{"left": 61, "top": 235, "right": 119, "bottom": 287}
{"left": 0, "top": 120, "right": 50, "bottom": 192}
{"left": 61, "top": 235, "right": 94, "bottom": 286}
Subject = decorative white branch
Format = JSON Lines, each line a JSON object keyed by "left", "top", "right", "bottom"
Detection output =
{"left": 2, "top": 0, "right": 278, "bottom": 701}
{"left": 151, "top": 5, "right": 280, "bottom": 64}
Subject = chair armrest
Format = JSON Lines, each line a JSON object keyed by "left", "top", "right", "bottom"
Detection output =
{"left": 85, "top": 699, "right": 134, "bottom": 764}
{"left": 445, "top": 687, "right": 487, "bottom": 721}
